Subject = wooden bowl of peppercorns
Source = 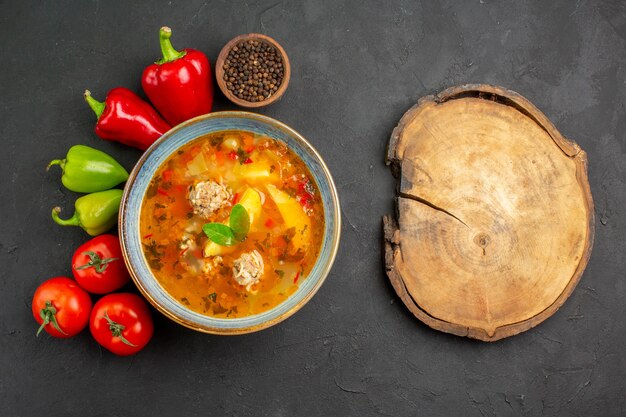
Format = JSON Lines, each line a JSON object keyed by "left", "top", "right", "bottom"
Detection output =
{"left": 216, "top": 34, "right": 291, "bottom": 108}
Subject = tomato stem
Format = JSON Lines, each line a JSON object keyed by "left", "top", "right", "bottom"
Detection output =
{"left": 103, "top": 311, "right": 137, "bottom": 346}
{"left": 36, "top": 300, "right": 67, "bottom": 336}
{"left": 75, "top": 251, "right": 118, "bottom": 273}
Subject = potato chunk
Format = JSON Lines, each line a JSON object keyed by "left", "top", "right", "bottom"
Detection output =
{"left": 266, "top": 184, "right": 311, "bottom": 251}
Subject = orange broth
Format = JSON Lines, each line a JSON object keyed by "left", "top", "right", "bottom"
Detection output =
{"left": 139, "top": 130, "right": 325, "bottom": 318}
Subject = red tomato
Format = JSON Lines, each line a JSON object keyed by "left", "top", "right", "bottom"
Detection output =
{"left": 32, "top": 277, "right": 92, "bottom": 338}
{"left": 72, "top": 234, "right": 130, "bottom": 294}
{"left": 90, "top": 293, "right": 154, "bottom": 356}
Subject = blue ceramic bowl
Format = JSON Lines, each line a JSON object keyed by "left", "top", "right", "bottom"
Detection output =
{"left": 119, "top": 112, "right": 341, "bottom": 334}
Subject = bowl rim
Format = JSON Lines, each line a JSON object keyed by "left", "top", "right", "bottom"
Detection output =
{"left": 215, "top": 33, "right": 291, "bottom": 108}
{"left": 119, "top": 111, "right": 341, "bottom": 335}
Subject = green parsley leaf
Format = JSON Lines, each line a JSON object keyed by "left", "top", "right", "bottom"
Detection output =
{"left": 229, "top": 204, "right": 250, "bottom": 241}
{"left": 202, "top": 223, "right": 238, "bottom": 246}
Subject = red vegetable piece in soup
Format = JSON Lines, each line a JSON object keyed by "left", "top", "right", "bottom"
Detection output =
{"left": 139, "top": 131, "right": 324, "bottom": 318}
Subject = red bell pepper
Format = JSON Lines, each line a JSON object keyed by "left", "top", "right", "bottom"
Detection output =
{"left": 84, "top": 88, "right": 171, "bottom": 151}
{"left": 141, "top": 26, "right": 213, "bottom": 126}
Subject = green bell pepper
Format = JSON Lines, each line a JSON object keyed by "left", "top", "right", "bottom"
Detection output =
{"left": 48, "top": 145, "right": 129, "bottom": 193}
{"left": 51, "top": 189, "right": 123, "bottom": 236}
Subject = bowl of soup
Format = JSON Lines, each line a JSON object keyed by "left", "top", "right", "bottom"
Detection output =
{"left": 119, "top": 112, "right": 340, "bottom": 334}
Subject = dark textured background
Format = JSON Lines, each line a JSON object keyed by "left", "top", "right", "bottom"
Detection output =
{"left": 1, "top": 0, "right": 625, "bottom": 416}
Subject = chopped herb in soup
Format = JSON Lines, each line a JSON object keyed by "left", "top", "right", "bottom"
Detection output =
{"left": 139, "top": 131, "right": 324, "bottom": 318}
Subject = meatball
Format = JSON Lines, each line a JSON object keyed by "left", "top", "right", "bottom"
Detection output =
{"left": 188, "top": 181, "right": 231, "bottom": 218}
{"left": 233, "top": 250, "right": 264, "bottom": 290}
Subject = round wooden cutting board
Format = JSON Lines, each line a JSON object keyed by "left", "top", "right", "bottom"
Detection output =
{"left": 383, "top": 84, "right": 594, "bottom": 342}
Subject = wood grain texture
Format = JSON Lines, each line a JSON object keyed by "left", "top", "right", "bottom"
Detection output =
{"left": 384, "top": 84, "right": 595, "bottom": 342}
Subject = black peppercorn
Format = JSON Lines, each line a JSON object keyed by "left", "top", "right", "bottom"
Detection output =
{"left": 224, "top": 39, "right": 285, "bottom": 102}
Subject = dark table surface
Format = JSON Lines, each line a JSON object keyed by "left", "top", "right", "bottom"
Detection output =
{"left": 2, "top": 1, "right": 625, "bottom": 416}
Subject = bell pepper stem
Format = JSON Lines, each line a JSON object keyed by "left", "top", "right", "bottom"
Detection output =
{"left": 47, "top": 159, "right": 66, "bottom": 172}
{"left": 51, "top": 207, "right": 81, "bottom": 227}
{"left": 84, "top": 90, "right": 105, "bottom": 119}
{"left": 158, "top": 26, "right": 186, "bottom": 64}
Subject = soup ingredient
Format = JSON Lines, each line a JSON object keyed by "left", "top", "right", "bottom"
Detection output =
{"left": 72, "top": 235, "right": 131, "bottom": 294}
{"left": 203, "top": 203, "right": 250, "bottom": 246}
{"left": 203, "top": 188, "right": 262, "bottom": 256}
{"left": 295, "top": 178, "right": 316, "bottom": 213}
{"left": 232, "top": 159, "right": 278, "bottom": 182}
{"left": 188, "top": 180, "right": 231, "bottom": 218}
{"left": 47, "top": 145, "right": 129, "bottom": 193}
{"left": 90, "top": 293, "right": 154, "bottom": 356}
{"left": 266, "top": 184, "right": 311, "bottom": 250}
{"left": 52, "top": 189, "right": 123, "bottom": 236}
{"left": 202, "top": 223, "right": 237, "bottom": 246}
{"left": 233, "top": 250, "right": 264, "bottom": 290}
{"left": 32, "top": 277, "right": 92, "bottom": 338}
{"left": 237, "top": 188, "right": 263, "bottom": 225}
{"left": 84, "top": 88, "right": 171, "bottom": 151}
{"left": 223, "top": 39, "right": 284, "bottom": 103}
{"left": 230, "top": 203, "right": 251, "bottom": 241}
{"left": 142, "top": 26, "right": 213, "bottom": 126}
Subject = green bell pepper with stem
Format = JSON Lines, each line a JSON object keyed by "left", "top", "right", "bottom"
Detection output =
{"left": 52, "top": 189, "right": 123, "bottom": 236}
{"left": 48, "top": 145, "right": 129, "bottom": 193}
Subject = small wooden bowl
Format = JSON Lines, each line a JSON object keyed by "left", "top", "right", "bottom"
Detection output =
{"left": 215, "top": 34, "right": 291, "bottom": 108}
